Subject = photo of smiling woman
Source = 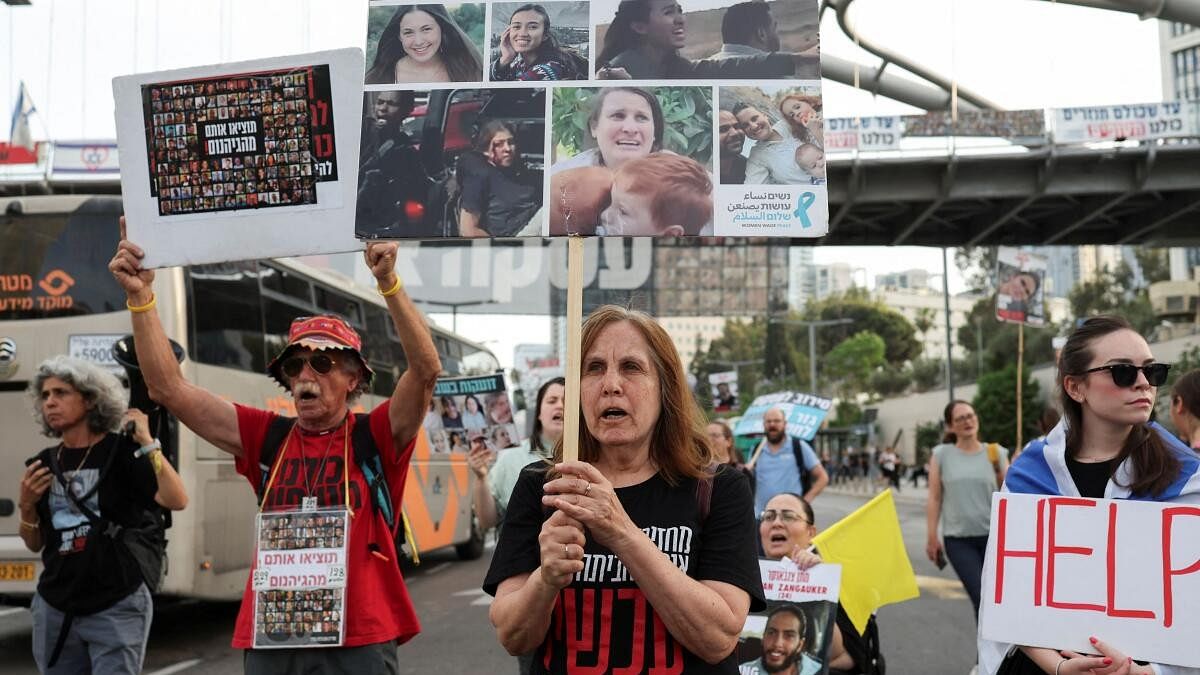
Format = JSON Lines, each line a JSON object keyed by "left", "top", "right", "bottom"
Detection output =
{"left": 490, "top": 2, "right": 588, "bottom": 81}
{"left": 365, "top": 3, "right": 484, "bottom": 84}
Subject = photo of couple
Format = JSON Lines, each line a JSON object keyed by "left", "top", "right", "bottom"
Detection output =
{"left": 719, "top": 84, "right": 825, "bottom": 186}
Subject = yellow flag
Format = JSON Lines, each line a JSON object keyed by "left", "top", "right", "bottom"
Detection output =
{"left": 811, "top": 489, "right": 919, "bottom": 633}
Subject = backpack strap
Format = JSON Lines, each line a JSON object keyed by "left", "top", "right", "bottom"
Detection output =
{"left": 256, "top": 416, "right": 297, "bottom": 505}
{"left": 987, "top": 442, "right": 1003, "bottom": 486}
{"left": 350, "top": 413, "right": 396, "bottom": 533}
{"left": 791, "top": 436, "right": 812, "bottom": 496}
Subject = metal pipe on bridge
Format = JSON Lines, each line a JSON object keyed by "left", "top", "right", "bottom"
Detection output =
{"left": 1039, "top": 0, "right": 1200, "bottom": 26}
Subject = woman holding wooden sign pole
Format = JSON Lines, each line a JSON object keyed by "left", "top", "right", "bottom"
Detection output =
{"left": 981, "top": 315, "right": 1200, "bottom": 675}
{"left": 483, "top": 305, "right": 765, "bottom": 673}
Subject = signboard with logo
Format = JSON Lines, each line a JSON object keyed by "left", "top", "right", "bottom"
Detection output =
{"left": 51, "top": 141, "right": 121, "bottom": 178}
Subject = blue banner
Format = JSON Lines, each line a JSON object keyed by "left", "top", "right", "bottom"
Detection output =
{"left": 733, "top": 391, "right": 833, "bottom": 441}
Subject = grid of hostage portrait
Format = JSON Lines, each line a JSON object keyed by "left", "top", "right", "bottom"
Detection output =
{"left": 141, "top": 66, "right": 337, "bottom": 217}
{"left": 255, "top": 588, "right": 344, "bottom": 646}
{"left": 258, "top": 512, "right": 346, "bottom": 551}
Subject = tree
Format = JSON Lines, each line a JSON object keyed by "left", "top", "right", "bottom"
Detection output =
{"left": 972, "top": 364, "right": 1042, "bottom": 451}
{"left": 913, "top": 307, "right": 936, "bottom": 348}
{"left": 1134, "top": 248, "right": 1171, "bottom": 285}
{"left": 806, "top": 290, "right": 921, "bottom": 365}
{"left": 869, "top": 367, "right": 911, "bottom": 397}
{"left": 824, "top": 331, "right": 886, "bottom": 399}
{"left": 955, "top": 246, "right": 998, "bottom": 294}
{"left": 915, "top": 420, "right": 944, "bottom": 465}
{"left": 958, "top": 297, "right": 1058, "bottom": 374}
{"left": 910, "top": 358, "right": 944, "bottom": 392}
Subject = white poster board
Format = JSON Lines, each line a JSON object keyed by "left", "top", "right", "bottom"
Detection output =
{"left": 114, "top": 48, "right": 365, "bottom": 268}
{"left": 980, "top": 492, "right": 1200, "bottom": 669}
{"left": 738, "top": 560, "right": 842, "bottom": 675}
{"left": 995, "top": 246, "right": 1047, "bottom": 327}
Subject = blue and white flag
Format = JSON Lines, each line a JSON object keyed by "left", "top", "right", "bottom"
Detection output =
{"left": 9, "top": 81, "right": 36, "bottom": 151}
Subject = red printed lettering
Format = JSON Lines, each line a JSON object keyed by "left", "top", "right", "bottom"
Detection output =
{"left": 1105, "top": 502, "right": 1154, "bottom": 619}
{"left": 1046, "top": 497, "right": 1104, "bottom": 613}
{"left": 1162, "top": 506, "right": 1200, "bottom": 628}
{"left": 994, "top": 497, "right": 1045, "bottom": 605}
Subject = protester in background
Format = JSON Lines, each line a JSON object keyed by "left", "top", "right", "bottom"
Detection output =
{"left": 707, "top": 418, "right": 751, "bottom": 487}
{"left": 20, "top": 356, "right": 188, "bottom": 674}
{"left": 878, "top": 446, "right": 900, "bottom": 491}
{"left": 484, "top": 306, "right": 764, "bottom": 672}
{"left": 490, "top": 4, "right": 584, "bottom": 81}
{"left": 981, "top": 315, "right": 1200, "bottom": 675}
{"left": 110, "top": 225, "right": 440, "bottom": 673}
{"left": 746, "top": 407, "right": 829, "bottom": 514}
{"left": 925, "top": 400, "right": 1008, "bottom": 623}
{"left": 758, "top": 493, "right": 880, "bottom": 675}
{"left": 366, "top": 4, "right": 483, "bottom": 83}
{"left": 1170, "top": 368, "right": 1200, "bottom": 450}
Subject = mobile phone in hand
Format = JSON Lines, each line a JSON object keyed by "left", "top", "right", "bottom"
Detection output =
{"left": 935, "top": 549, "right": 947, "bottom": 570}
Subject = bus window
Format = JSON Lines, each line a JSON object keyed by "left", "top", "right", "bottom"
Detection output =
{"left": 364, "top": 305, "right": 406, "bottom": 397}
{"left": 187, "top": 262, "right": 266, "bottom": 373}
{"left": 260, "top": 264, "right": 313, "bottom": 305}
{"left": 314, "top": 286, "right": 363, "bottom": 327}
{"left": 0, "top": 206, "right": 125, "bottom": 319}
{"left": 262, "top": 294, "right": 312, "bottom": 360}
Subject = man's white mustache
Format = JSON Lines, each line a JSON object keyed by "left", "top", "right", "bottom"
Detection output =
{"left": 294, "top": 381, "right": 322, "bottom": 398}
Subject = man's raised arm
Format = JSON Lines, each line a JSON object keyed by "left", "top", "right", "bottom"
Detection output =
{"left": 364, "top": 242, "right": 442, "bottom": 452}
{"left": 109, "top": 216, "right": 244, "bottom": 458}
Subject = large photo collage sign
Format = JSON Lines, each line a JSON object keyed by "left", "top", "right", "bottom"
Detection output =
{"left": 357, "top": 0, "right": 827, "bottom": 240}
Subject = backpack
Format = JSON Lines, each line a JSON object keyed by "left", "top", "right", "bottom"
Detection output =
{"left": 830, "top": 607, "right": 886, "bottom": 675}
{"left": 256, "top": 414, "right": 404, "bottom": 565}
{"left": 986, "top": 442, "right": 1004, "bottom": 487}
{"left": 790, "top": 437, "right": 814, "bottom": 496}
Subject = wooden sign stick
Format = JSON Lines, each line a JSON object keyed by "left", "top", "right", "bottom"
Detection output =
{"left": 562, "top": 236, "right": 585, "bottom": 463}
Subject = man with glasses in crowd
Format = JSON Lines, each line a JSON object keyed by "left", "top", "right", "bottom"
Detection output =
{"left": 110, "top": 225, "right": 441, "bottom": 674}
{"left": 747, "top": 407, "right": 829, "bottom": 517}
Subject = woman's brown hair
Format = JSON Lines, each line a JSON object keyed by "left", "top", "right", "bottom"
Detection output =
{"left": 1172, "top": 369, "right": 1200, "bottom": 420}
{"left": 1058, "top": 315, "right": 1179, "bottom": 497}
{"left": 553, "top": 305, "right": 712, "bottom": 484}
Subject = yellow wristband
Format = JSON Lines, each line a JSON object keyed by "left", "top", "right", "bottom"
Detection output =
{"left": 20, "top": 518, "right": 39, "bottom": 530}
{"left": 378, "top": 276, "right": 403, "bottom": 297}
{"left": 149, "top": 448, "right": 164, "bottom": 474}
{"left": 127, "top": 293, "right": 157, "bottom": 313}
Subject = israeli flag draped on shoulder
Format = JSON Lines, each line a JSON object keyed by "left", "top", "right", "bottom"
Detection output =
{"left": 979, "top": 420, "right": 1200, "bottom": 675}
{"left": 1004, "top": 420, "right": 1200, "bottom": 502}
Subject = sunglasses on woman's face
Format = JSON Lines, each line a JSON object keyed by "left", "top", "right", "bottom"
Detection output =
{"left": 1079, "top": 363, "right": 1170, "bottom": 388}
{"left": 282, "top": 353, "right": 337, "bottom": 378}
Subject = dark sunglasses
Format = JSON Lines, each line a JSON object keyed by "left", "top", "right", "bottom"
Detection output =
{"left": 281, "top": 353, "right": 337, "bottom": 378}
{"left": 1078, "top": 363, "right": 1170, "bottom": 387}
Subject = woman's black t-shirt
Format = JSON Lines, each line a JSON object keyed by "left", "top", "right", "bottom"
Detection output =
{"left": 1066, "top": 456, "right": 1116, "bottom": 499}
{"left": 32, "top": 433, "right": 158, "bottom": 614}
{"left": 483, "top": 463, "right": 766, "bottom": 674}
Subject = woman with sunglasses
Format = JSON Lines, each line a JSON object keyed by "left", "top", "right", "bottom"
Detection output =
{"left": 980, "top": 316, "right": 1200, "bottom": 675}
{"left": 758, "top": 493, "right": 877, "bottom": 674}
{"left": 1169, "top": 369, "right": 1200, "bottom": 451}
{"left": 925, "top": 400, "right": 1008, "bottom": 625}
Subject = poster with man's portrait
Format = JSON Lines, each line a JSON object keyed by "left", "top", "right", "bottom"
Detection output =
{"left": 737, "top": 560, "right": 841, "bottom": 675}
{"left": 710, "top": 370, "right": 739, "bottom": 412}
{"left": 995, "top": 246, "right": 1047, "bottom": 326}
{"left": 114, "top": 48, "right": 364, "bottom": 268}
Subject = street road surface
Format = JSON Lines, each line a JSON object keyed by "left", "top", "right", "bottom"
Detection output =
{"left": 0, "top": 490, "right": 977, "bottom": 674}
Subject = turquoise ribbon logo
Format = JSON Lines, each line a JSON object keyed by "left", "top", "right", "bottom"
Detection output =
{"left": 793, "top": 192, "right": 816, "bottom": 228}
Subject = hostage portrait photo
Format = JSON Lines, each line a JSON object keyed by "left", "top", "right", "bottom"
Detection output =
{"left": 488, "top": 2, "right": 590, "bottom": 81}
{"left": 738, "top": 601, "right": 836, "bottom": 675}
{"left": 592, "top": 0, "right": 819, "bottom": 80}
{"left": 718, "top": 84, "right": 825, "bottom": 186}
{"left": 365, "top": 2, "right": 486, "bottom": 84}
{"left": 355, "top": 87, "right": 545, "bottom": 239}
{"left": 995, "top": 255, "right": 1046, "bottom": 326}
{"left": 547, "top": 86, "right": 714, "bottom": 236}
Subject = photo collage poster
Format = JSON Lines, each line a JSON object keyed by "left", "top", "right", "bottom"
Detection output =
{"left": 113, "top": 49, "right": 365, "bottom": 268}
{"left": 737, "top": 560, "right": 841, "bottom": 675}
{"left": 425, "top": 372, "right": 522, "bottom": 455}
{"left": 252, "top": 509, "right": 349, "bottom": 649}
{"left": 357, "top": 0, "right": 827, "bottom": 240}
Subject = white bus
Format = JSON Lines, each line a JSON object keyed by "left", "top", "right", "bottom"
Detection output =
{"left": 0, "top": 194, "right": 495, "bottom": 602}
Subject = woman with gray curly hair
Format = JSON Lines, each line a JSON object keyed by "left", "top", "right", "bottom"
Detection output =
{"left": 18, "top": 355, "right": 187, "bottom": 674}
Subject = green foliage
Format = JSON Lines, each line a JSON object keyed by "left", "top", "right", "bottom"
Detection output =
{"left": 451, "top": 4, "right": 486, "bottom": 51}
{"left": 1068, "top": 262, "right": 1157, "bottom": 335}
{"left": 806, "top": 291, "right": 921, "bottom": 365}
{"left": 824, "top": 331, "right": 886, "bottom": 398}
{"left": 957, "top": 296, "right": 1058, "bottom": 374}
{"left": 551, "top": 87, "right": 713, "bottom": 166}
{"left": 915, "top": 420, "right": 944, "bottom": 465}
{"left": 972, "top": 364, "right": 1042, "bottom": 451}
{"left": 1135, "top": 248, "right": 1172, "bottom": 285}
{"left": 869, "top": 367, "right": 911, "bottom": 397}
{"left": 910, "top": 358, "right": 945, "bottom": 392}
{"left": 832, "top": 400, "right": 863, "bottom": 427}
{"left": 954, "top": 246, "right": 998, "bottom": 294}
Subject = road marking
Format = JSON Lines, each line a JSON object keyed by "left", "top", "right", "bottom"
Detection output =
{"left": 145, "top": 658, "right": 202, "bottom": 675}
{"left": 452, "top": 588, "right": 487, "bottom": 597}
{"left": 472, "top": 595, "right": 494, "bottom": 606}
{"left": 423, "top": 562, "right": 452, "bottom": 576}
{"left": 915, "top": 574, "right": 969, "bottom": 600}
{"left": 0, "top": 606, "right": 28, "bottom": 618}
{"left": 453, "top": 588, "right": 494, "bottom": 606}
